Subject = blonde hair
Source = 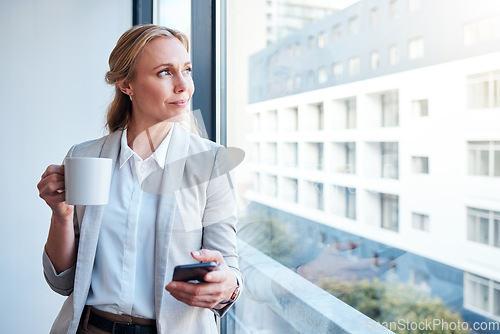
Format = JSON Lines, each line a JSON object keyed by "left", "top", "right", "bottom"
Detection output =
{"left": 105, "top": 24, "right": 189, "bottom": 133}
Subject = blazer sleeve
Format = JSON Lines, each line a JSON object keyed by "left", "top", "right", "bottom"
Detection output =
{"left": 201, "top": 146, "right": 243, "bottom": 317}
{"left": 41, "top": 145, "right": 79, "bottom": 296}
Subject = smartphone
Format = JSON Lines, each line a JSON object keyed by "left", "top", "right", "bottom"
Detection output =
{"left": 172, "top": 262, "right": 218, "bottom": 282}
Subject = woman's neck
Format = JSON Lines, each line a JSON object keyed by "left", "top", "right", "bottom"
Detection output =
{"left": 127, "top": 121, "right": 173, "bottom": 160}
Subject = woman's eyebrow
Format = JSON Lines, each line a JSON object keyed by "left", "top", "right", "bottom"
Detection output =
{"left": 153, "top": 62, "right": 192, "bottom": 70}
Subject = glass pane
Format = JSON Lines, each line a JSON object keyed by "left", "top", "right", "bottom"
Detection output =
{"left": 224, "top": 1, "right": 500, "bottom": 332}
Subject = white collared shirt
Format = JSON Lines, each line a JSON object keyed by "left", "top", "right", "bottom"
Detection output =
{"left": 86, "top": 128, "right": 172, "bottom": 319}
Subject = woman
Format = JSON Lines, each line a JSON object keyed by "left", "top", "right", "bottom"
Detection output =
{"left": 37, "top": 25, "right": 241, "bottom": 334}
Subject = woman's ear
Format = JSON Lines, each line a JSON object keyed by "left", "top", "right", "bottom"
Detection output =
{"left": 118, "top": 81, "right": 133, "bottom": 96}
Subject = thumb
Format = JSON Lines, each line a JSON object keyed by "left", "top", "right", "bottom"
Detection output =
{"left": 191, "top": 249, "right": 224, "bottom": 265}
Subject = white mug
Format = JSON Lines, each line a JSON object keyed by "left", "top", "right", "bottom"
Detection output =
{"left": 64, "top": 157, "right": 113, "bottom": 205}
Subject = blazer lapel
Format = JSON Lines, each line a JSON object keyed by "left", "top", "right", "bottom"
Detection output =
{"left": 154, "top": 124, "right": 190, "bottom": 328}
{"left": 71, "top": 131, "right": 122, "bottom": 328}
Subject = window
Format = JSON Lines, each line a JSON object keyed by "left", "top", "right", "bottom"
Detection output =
{"left": 332, "top": 142, "right": 356, "bottom": 174}
{"left": 412, "top": 156, "right": 429, "bottom": 173}
{"left": 467, "top": 207, "right": 500, "bottom": 248}
{"left": 294, "top": 74, "right": 301, "bottom": 90}
{"left": 381, "top": 91, "right": 399, "bottom": 127}
{"left": 409, "top": 269, "right": 431, "bottom": 293}
{"left": 412, "top": 213, "right": 430, "bottom": 231}
{"left": 332, "top": 24, "right": 341, "bottom": 41}
{"left": 345, "top": 98, "right": 357, "bottom": 129}
{"left": 318, "top": 66, "right": 328, "bottom": 84}
{"left": 370, "top": 8, "right": 377, "bottom": 26}
{"left": 348, "top": 17, "right": 359, "bottom": 34}
{"left": 464, "top": 15, "right": 500, "bottom": 46}
{"left": 381, "top": 194, "right": 399, "bottom": 231}
{"left": 332, "top": 62, "right": 343, "bottom": 77}
{"left": 307, "top": 70, "right": 315, "bottom": 85}
{"left": 408, "top": 37, "right": 424, "bottom": 59}
{"left": 283, "top": 142, "right": 298, "bottom": 167}
{"left": 381, "top": 142, "right": 399, "bottom": 179}
{"left": 389, "top": 45, "right": 399, "bottom": 65}
{"left": 468, "top": 141, "right": 500, "bottom": 177}
{"left": 295, "top": 43, "right": 301, "bottom": 56}
{"left": 412, "top": 99, "right": 429, "bottom": 116}
{"left": 390, "top": 0, "right": 399, "bottom": 19}
{"left": 331, "top": 186, "right": 356, "bottom": 219}
{"left": 348, "top": 57, "right": 360, "bottom": 76}
{"left": 263, "top": 174, "right": 278, "bottom": 197}
{"left": 318, "top": 31, "right": 326, "bottom": 48}
{"left": 408, "top": 0, "right": 422, "bottom": 11}
{"left": 467, "top": 71, "right": 500, "bottom": 109}
{"left": 464, "top": 273, "right": 500, "bottom": 318}
{"left": 370, "top": 51, "right": 379, "bottom": 70}
{"left": 303, "top": 181, "right": 324, "bottom": 210}
{"left": 281, "top": 177, "right": 298, "bottom": 203}
{"left": 304, "top": 142, "right": 323, "bottom": 170}
{"left": 308, "top": 36, "right": 315, "bottom": 49}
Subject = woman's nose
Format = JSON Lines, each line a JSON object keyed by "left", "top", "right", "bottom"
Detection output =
{"left": 174, "top": 74, "right": 189, "bottom": 93}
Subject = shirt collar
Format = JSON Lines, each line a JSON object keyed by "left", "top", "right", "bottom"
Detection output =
{"left": 119, "top": 127, "right": 173, "bottom": 169}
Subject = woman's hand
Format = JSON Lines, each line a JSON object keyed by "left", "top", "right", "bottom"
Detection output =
{"left": 37, "top": 164, "right": 73, "bottom": 218}
{"left": 165, "top": 249, "right": 238, "bottom": 309}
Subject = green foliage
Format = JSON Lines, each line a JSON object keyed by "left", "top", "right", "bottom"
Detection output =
{"left": 237, "top": 212, "right": 299, "bottom": 267}
{"left": 319, "top": 278, "right": 470, "bottom": 334}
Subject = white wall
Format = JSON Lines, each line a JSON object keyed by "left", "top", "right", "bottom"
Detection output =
{"left": 0, "top": 0, "right": 131, "bottom": 332}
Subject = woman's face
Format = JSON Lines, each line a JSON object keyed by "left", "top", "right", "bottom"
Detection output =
{"left": 126, "top": 37, "right": 194, "bottom": 130}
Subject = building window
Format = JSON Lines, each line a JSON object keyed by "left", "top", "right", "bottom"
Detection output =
{"left": 294, "top": 74, "right": 301, "bottom": 90}
{"left": 370, "top": 51, "right": 380, "bottom": 70}
{"left": 408, "top": 37, "right": 424, "bottom": 59}
{"left": 348, "top": 16, "right": 359, "bottom": 34}
{"left": 331, "top": 185, "right": 356, "bottom": 219}
{"left": 282, "top": 177, "right": 298, "bottom": 203}
{"left": 348, "top": 57, "right": 360, "bottom": 76}
{"left": 295, "top": 43, "right": 301, "bottom": 57}
{"left": 412, "top": 156, "right": 429, "bottom": 174}
{"left": 463, "top": 15, "right": 500, "bottom": 46}
{"left": 408, "top": 0, "right": 422, "bottom": 11}
{"left": 381, "top": 142, "right": 399, "bottom": 179}
{"left": 283, "top": 142, "right": 298, "bottom": 167}
{"left": 307, "top": 70, "right": 315, "bottom": 85}
{"left": 345, "top": 98, "right": 357, "bottom": 129}
{"left": 345, "top": 142, "right": 356, "bottom": 174}
{"left": 412, "top": 99, "right": 429, "bottom": 117}
{"left": 390, "top": 0, "right": 399, "bottom": 19}
{"left": 304, "top": 181, "right": 324, "bottom": 210}
{"left": 467, "top": 207, "right": 500, "bottom": 248}
{"left": 467, "top": 71, "right": 500, "bottom": 110}
{"left": 389, "top": 45, "right": 399, "bottom": 65}
{"left": 381, "top": 194, "right": 399, "bottom": 231}
{"left": 412, "top": 212, "right": 430, "bottom": 231}
{"left": 332, "top": 24, "right": 341, "bottom": 41}
{"left": 409, "top": 269, "right": 431, "bottom": 294}
{"left": 370, "top": 8, "right": 377, "bottom": 26}
{"left": 332, "top": 62, "right": 343, "bottom": 77}
{"left": 464, "top": 273, "right": 500, "bottom": 318}
{"left": 381, "top": 91, "right": 399, "bottom": 127}
{"left": 318, "top": 66, "right": 328, "bottom": 84}
{"left": 304, "top": 142, "right": 323, "bottom": 170}
{"left": 468, "top": 141, "right": 500, "bottom": 177}
{"left": 308, "top": 36, "right": 315, "bottom": 49}
{"left": 263, "top": 174, "right": 277, "bottom": 197}
{"left": 318, "top": 31, "right": 326, "bottom": 48}
{"left": 263, "top": 142, "right": 277, "bottom": 165}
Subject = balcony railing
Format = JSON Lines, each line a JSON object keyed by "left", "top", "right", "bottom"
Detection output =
{"left": 222, "top": 240, "right": 394, "bottom": 334}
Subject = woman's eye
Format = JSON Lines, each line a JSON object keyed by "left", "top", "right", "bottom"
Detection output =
{"left": 184, "top": 67, "right": 192, "bottom": 75}
{"left": 159, "top": 69, "right": 171, "bottom": 76}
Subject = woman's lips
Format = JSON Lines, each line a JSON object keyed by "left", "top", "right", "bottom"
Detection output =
{"left": 170, "top": 99, "right": 188, "bottom": 106}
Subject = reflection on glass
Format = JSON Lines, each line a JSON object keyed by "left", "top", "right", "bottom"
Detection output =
{"left": 226, "top": 0, "right": 500, "bottom": 333}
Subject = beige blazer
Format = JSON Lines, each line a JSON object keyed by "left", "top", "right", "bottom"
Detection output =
{"left": 42, "top": 124, "right": 241, "bottom": 334}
